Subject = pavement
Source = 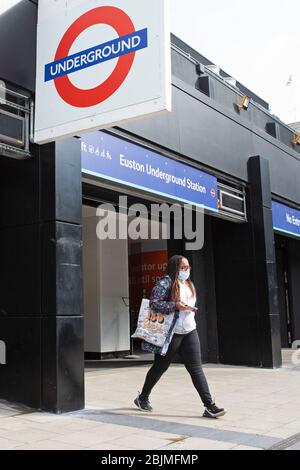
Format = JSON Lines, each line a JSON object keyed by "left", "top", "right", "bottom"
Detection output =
{"left": 0, "top": 349, "right": 300, "bottom": 451}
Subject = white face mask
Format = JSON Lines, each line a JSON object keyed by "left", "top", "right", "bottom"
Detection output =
{"left": 178, "top": 270, "right": 190, "bottom": 282}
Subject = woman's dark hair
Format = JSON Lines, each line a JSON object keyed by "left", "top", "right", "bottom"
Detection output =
{"left": 167, "top": 255, "right": 196, "bottom": 301}
{"left": 167, "top": 255, "right": 184, "bottom": 281}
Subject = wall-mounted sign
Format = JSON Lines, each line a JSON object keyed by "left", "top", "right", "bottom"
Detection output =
{"left": 272, "top": 201, "right": 300, "bottom": 239}
{"left": 34, "top": 0, "right": 171, "bottom": 144}
{"left": 82, "top": 131, "right": 219, "bottom": 212}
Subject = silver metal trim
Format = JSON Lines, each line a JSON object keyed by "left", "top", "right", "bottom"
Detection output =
{"left": 0, "top": 84, "right": 29, "bottom": 101}
{"left": 0, "top": 142, "right": 31, "bottom": 159}
{"left": 0, "top": 108, "right": 25, "bottom": 147}
{"left": 219, "top": 189, "right": 246, "bottom": 217}
{"left": 30, "top": 99, "right": 35, "bottom": 143}
{"left": 218, "top": 181, "right": 245, "bottom": 196}
{"left": 0, "top": 84, "right": 32, "bottom": 157}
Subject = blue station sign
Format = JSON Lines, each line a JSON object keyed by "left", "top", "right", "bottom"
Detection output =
{"left": 272, "top": 201, "right": 300, "bottom": 239}
{"left": 81, "top": 131, "right": 219, "bottom": 212}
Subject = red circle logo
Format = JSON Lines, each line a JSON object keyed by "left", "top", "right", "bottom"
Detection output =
{"left": 210, "top": 188, "right": 216, "bottom": 198}
{"left": 54, "top": 6, "right": 136, "bottom": 108}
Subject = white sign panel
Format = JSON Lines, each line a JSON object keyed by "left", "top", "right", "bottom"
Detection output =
{"left": 34, "top": 0, "right": 171, "bottom": 144}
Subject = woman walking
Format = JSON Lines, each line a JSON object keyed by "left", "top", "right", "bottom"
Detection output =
{"left": 134, "top": 255, "right": 226, "bottom": 419}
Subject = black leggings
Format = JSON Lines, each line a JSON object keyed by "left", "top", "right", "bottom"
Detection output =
{"left": 141, "top": 329, "right": 213, "bottom": 407}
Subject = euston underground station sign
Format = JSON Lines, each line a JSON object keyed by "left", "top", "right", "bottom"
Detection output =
{"left": 81, "top": 131, "right": 219, "bottom": 212}
{"left": 34, "top": 0, "right": 171, "bottom": 144}
{"left": 272, "top": 201, "right": 300, "bottom": 239}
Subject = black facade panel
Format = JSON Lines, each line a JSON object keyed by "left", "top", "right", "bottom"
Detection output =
{"left": 288, "top": 239, "right": 300, "bottom": 342}
{"left": 170, "top": 34, "right": 270, "bottom": 110}
{"left": 122, "top": 83, "right": 251, "bottom": 180}
{"left": 171, "top": 48, "right": 198, "bottom": 89}
{"left": 168, "top": 216, "right": 220, "bottom": 364}
{"left": 212, "top": 217, "right": 261, "bottom": 367}
{"left": 42, "top": 222, "right": 83, "bottom": 317}
{"left": 196, "top": 76, "right": 211, "bottom": 97}
{"left": 0, "top": 224, "right": 41, "bottom": 316}
{"left": 252, "top": 136, "right": 300, "bottom": 203}
{"left": 42, "top": 316, "right": 84, "bottom": 413}
{"left": 122, "top": 80, "right": 300, "bottom": 205}
{"left": 203, "top": 219, "right": 219, "bottom": 363}
{"left": 251, "top": 207, "right": 277, "bottom": 264}
{"left": 40, "top": 139, "right": 83, "bottom": 225}
{"left": 118, "top": 97, "right": 181, "bottom": 155}
{"left": 0, "top": 135, "right": 84, "bottom": 412}
{"left": 248, "top": 155, "right": 272, "bottom": 209}
{"left": 0, "top": 316, "right": 42, "bottom": 408}
{"left": 0, "top": 152, "right": 40, "bottom": 228}
{"left": 0, "top": 1, "right": 37, "bottom": 92}
{"left": 248, "top": 156, "right": 281, "bottom": 367}
{"left": 266, "top": 314, "right": 282, "bottom": 367}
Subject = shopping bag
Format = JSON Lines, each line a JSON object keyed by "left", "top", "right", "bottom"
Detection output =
{"left": 131, "top": 298, "right": 174, "bottom": 347}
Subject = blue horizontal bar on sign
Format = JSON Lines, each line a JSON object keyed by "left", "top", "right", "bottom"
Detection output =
{"left": 272, "top": 201, "right": 300, "bottom": 238}
{"left": 44, "top": 28, "right": 148, "bottom": 82}
{"left": 81, "top": 131, "right": 219, "bottom": 212}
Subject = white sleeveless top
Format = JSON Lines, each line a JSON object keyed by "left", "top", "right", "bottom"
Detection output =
{"left": 174, "top": 281, "right": 197, "bottom": 335}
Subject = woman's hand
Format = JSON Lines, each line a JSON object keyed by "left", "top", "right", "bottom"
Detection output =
{"left": 175, "top": 301, "right": 192, "bottom": 311}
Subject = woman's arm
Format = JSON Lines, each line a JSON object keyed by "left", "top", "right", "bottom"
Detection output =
{"left": 149, "top": 277, "right": 176, "bottom": 315}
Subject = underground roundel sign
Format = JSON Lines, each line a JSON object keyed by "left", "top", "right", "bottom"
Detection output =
{"left": 34, "top": 0, "right": 171, "bottom": 144}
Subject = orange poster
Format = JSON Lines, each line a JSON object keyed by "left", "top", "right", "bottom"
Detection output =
{"left": 128, "top": 250, "right": 168, "bottom": 309}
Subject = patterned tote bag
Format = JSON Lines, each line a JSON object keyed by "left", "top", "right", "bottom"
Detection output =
{"left": 131, "top": 298, "right": 175, "bottom": 347}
